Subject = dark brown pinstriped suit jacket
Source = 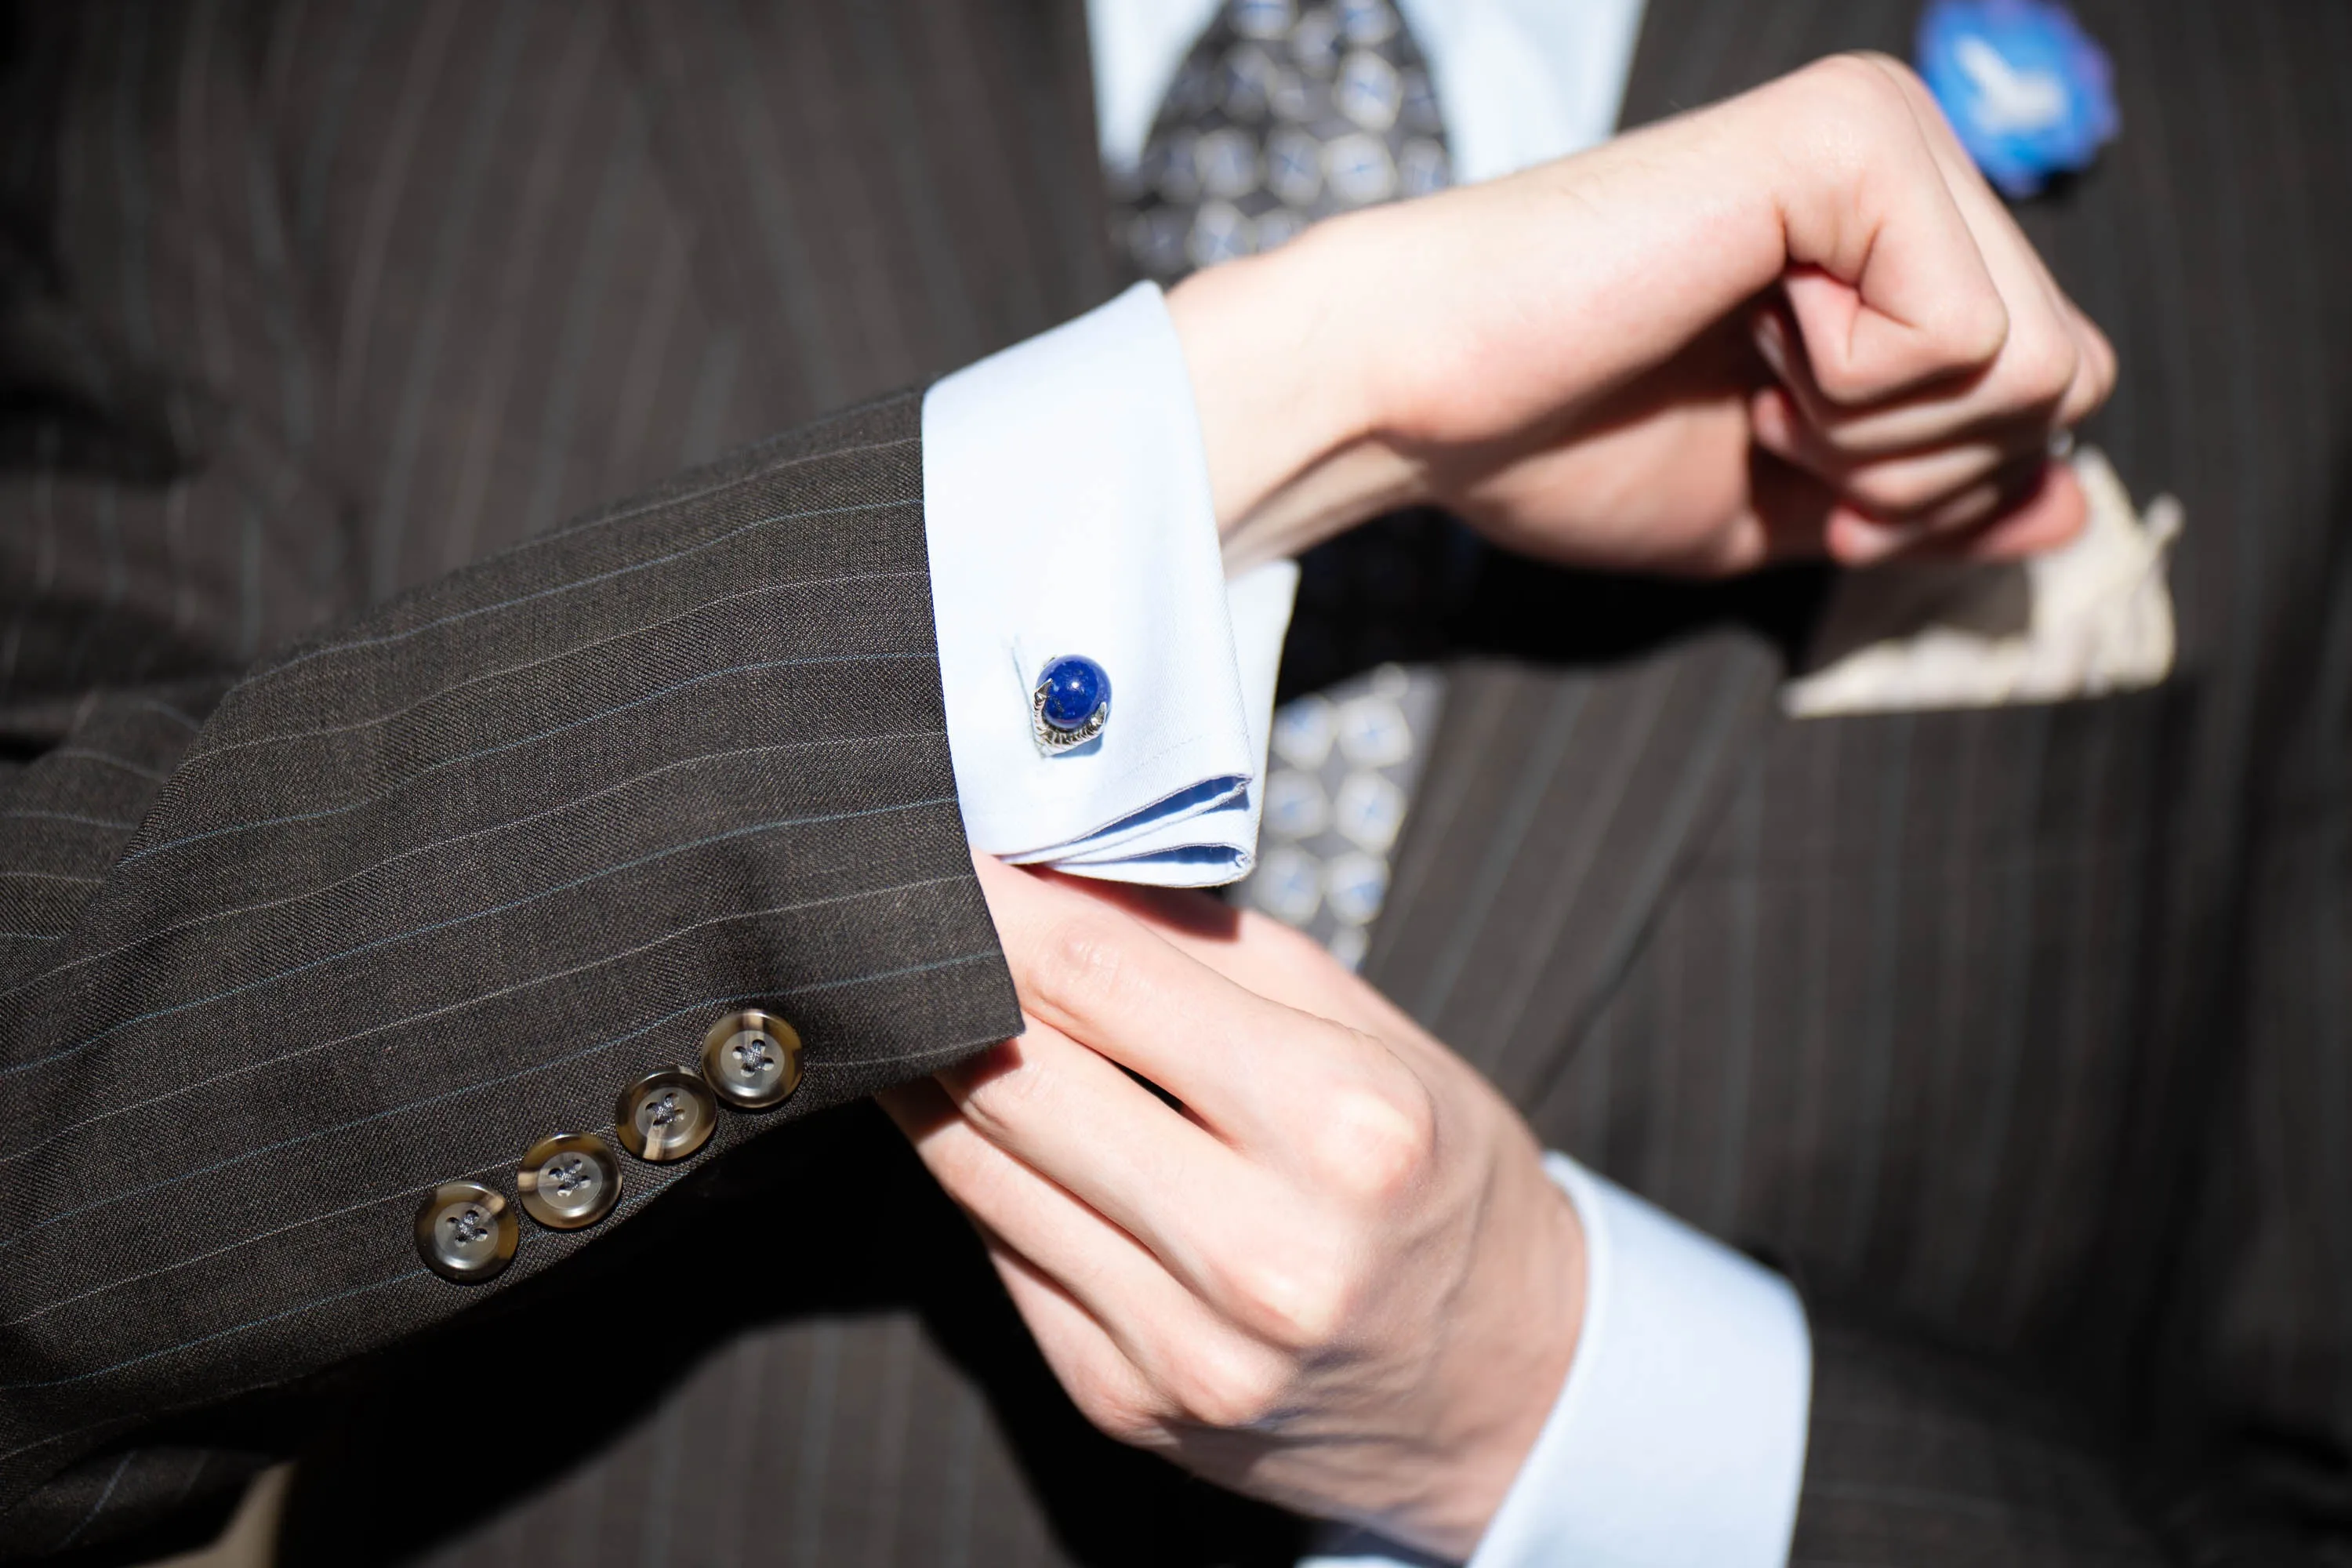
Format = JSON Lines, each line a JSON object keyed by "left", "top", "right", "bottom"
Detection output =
{"left": 1, "top": 1, "right": 2347, "bottom": 1563}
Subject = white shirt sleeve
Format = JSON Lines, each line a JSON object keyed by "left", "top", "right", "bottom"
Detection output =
{"left": 920, "top": 281, "right": 1295, "bottom": 887}
{"left": 924, "top": 279, "right": 1812, "bottom": 1568}
{"left": 960, "top": 12, "right": 1809, "bottom": 1548}
{"left": 1303, "top": 1156, "right": 1813, "bottom": 1568}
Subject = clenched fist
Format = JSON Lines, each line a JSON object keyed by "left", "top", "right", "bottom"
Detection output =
{"left": 1178, "top": 52, "right": 2115, "bottom": 577}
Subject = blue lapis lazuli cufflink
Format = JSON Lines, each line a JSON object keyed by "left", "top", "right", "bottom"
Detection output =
{"left": 1917, "top": 0, "right": 2118, "bottom": 199}
{"left": 1033, "top": 654, "right": 1112, "bottom": 753}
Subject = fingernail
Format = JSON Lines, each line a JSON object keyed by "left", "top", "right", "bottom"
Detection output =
{"left": 1751, "top": 309, "right": 1790, "bottom": 379}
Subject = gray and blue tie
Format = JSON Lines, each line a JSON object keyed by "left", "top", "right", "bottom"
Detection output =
{"left": 1115, "top": 0, "right": 1457, "bottom": 966}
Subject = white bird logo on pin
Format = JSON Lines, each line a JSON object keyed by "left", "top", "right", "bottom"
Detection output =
{"left": 1954, "top": 34, "right": 2070, "bottom": 133}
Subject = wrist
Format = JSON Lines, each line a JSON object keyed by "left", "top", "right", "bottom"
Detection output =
{"left": 1165, "top": 218, "right": 1425, "bottom": 572}
{"left": 1425, "top": 1159, "right": 1588, "bottom": 1559}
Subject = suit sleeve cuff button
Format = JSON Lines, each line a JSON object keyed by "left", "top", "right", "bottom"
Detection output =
{"left": 699, "top": 1010, "right": 805, "bottom": 1111}
{"left": 415, "top": 1181, "right": 518, "bottom": 1284}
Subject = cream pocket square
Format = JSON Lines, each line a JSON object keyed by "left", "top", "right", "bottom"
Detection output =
{"left": 1784, "top": 447, "right": 2182, "bottom": 718}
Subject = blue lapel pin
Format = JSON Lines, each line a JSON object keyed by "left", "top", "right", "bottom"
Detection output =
{"left": 1916, "top": 0, "right": 2118, "bottom": 198}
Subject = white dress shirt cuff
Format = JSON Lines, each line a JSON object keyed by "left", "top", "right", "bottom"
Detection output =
{"left": 921, "top": 281, "right": 1294, "bottom": 886}
{"left": 1473, "top": 1156, "right": 1812, "bottom": 1568}
{"left": 1302, "top": 1156, "right": 1811, "bottom": 1568}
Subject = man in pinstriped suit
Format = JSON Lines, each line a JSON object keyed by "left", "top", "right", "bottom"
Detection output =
{"left": 0, "top": 2, "right": 2347, "bottom": 1566}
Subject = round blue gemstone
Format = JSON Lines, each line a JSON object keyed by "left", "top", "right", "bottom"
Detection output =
{"left": 1037, "top": 655, "right": 1111, "bottom": 732}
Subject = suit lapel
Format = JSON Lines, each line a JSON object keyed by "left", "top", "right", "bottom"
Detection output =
{"left": 1615, "top": 0, "right": 1762, "bottom": 129}
{"left": 1365, "top": 634, "right": 1780, "bottom": 1102}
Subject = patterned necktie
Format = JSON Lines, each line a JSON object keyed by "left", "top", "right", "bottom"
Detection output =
{"left": 1113, "top": 0, "right": 1457, "bottom": 967}
{"left": 1117, "top": 0, "right": 1452, "bottom": 281}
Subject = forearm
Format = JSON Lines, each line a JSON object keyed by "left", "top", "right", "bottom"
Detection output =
{"left": 1167, "top": 53, "right": 2094, "bottom": 583}
{"left": 1161, "top": 83, "right": 1790, "bottom": 572}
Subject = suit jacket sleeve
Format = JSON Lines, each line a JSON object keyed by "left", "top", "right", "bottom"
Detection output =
{"left": 0, "top": 241, "right": 1018, "bottom": 1568}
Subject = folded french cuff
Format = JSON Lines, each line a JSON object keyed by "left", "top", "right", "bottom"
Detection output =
{"left": 1468, "top": 1156, "right": 1814, "bottom": 1568}
{"left": 1302, "top": 1156, "right": 1813, "bottom": 1568}
{"left": 922, "top": 282, "right": 1293, "bottom": 887}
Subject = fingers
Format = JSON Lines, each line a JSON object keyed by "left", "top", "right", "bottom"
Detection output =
{"left": 1748, "top": 56, "right": 2116, "bottom": 564}
{"left": 2056, "top": 303, "right": 2119, "bottom": 430}
{"left": 931, "top": 1019, "right": 1272, "bottom": 1295}
{"left": 1751, "top": 443, "right": 2085, "bottom": 566}
{"left": 1753, "top": 382, "right": 2006, "bottom": 492}
{"left": 970, "top": 855, "right": 1406, "bottom": 1151}
{"left": 946, "top": 855, "right": 1465, "bottom": 1323}
{"left": 1754, "top": 322, "right": 2101, "bottom": 564}
{"left": 1853, "top": 460, "right": 2090, "bottom": 561}
{"left": 982, "top": 1244, "right": 1180, "bottom": 1447}
{"left": 1061, "top": 877, "right": 1436, "bottom": 1051}
{"left": 879, "top": 1078, "right": 1232, "bottom": 1412}
{"left": 971, "top": 854, "right": 1265, "bottom": 1129}
{"left": 881, "top": 1075, "right": 1316, "bottom": 1436}
{"left": 969, "top": 858, "right": 1448, "bottom": 1210}
{"left": 1809, "top": 458, "right": 2087, "bottom": 564}
{"left": 1766, "top": 56, "right": 2009, "bottom": 404}
{"left": 1758, "top": 289, "right": 2106, "bottom": 458}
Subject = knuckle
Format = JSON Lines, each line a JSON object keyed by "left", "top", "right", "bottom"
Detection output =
{"left": 1944, "top": 292, "right": 2013, "bottom": 370}
{"left": 1167, "top": 1343, "right": 1292, "bottom": 1431}
{"left": 2073, "top": 350, "right": 2117, "bottom": 419}
{"left": 2090, "top": 330, "right": 2120, "bottom": 394}
{"left": 1805, "top": 356, "right": 1871, "bottom": 407}
{"left": 1308, "top": 1071, "right": 1440, "bottom": 1203}
{"left": 955, "top": 1043, "right": 1051, "bottom": 1134}
{"left": 1077, "top": 1385, "right": 1167, "bottom": 1446}
{"left": 1221, "top": 1246, "right": 1357, "bottom": 1348}
{"left": 1803, "top": 52, "right": 1904, "bottom": 108}
{"left": 1027, "top": 913, "right": 1131, "bottom": 1019}
{"left": 2086, "top": 352, "right": 2118, "bottom": 408}
{"left": 2002, "top": 328, "right": 2079, "bottom": 408}
{"left": 1796, "top": 53, "right": 1919, "bottom": 143}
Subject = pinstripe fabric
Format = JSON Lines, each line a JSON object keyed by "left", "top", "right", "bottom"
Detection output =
{"left": 1363, "top": 634, "right": 1784, "bottom": 1094}
{"left": 276, "top": 1102, "right": 1303, "bottom": 1568}
{"left": 0, "top": 0, "right": 1132, "bottom": 1555}
{"left": 11, "top": 1, "right": 2352, "bottom": 1564}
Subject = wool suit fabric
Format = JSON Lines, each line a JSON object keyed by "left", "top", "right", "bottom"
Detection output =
{"left": 2, "top": 1, "right": 2349, "bottom": 1565}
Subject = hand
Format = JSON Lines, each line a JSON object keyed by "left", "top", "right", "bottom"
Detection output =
{"left": 880, "top": 857, "right": 1584, "bottom": 1560}
{"left": 1174, "top": 53, "right": 2116, "bottom": 577}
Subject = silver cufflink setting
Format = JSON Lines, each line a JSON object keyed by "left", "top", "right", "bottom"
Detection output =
{"left": 1033, "top": 653, "right": 1112, "bottom": 753}
{"left": 415, "top": 1008, "right": 804, "bottom": 1283}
